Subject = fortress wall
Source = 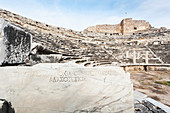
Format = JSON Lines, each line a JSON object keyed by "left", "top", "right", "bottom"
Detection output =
{"left": 86, "top": 18, "right": 151, "bottom": 35}
{"left": 87, "top": 24, "right": 121, "bottom": 34}
{"left": 132, "top": 20, "right": 150, "bottom": 32}
{"left": 96, "top": 24, "right": 121, "bottom": 33}
{"left": 122, "top": 18, "right": 151, "bottom": 35}
{"left": 87, "top": 25, "right": 97, "bottom": 32}
{"left": 121, "top": 18, "right": 134, "bottom": 35}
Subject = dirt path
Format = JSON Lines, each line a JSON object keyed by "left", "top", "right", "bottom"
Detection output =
{"left": 130, "top": 71, "right": 170, "bottom": 107}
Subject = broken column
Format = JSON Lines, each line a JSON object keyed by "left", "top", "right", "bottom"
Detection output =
{"left": 0, "top": 18, "right": 31, "bottom": 65}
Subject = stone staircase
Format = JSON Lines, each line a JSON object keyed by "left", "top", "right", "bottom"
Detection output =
{"left": 0, "top": 9, "right": 170, "bottom": 66}
{"left": 148, "top": 43, "right": 170, "bottom": 64}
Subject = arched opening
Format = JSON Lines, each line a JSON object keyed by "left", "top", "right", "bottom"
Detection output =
{"left": 134, "top": 27, "right": 137, "bottom": 30}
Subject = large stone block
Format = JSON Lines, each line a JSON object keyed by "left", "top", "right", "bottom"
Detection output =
{"left": 0, "top": 63, "right": 134, "bottom": 113}
{"left": 0, "top": 18, "right": 31, "bottom": 65}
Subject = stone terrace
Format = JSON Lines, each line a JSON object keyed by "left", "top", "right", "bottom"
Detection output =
{"left": 0, "top": 9, "right": 170, "bottom": 66}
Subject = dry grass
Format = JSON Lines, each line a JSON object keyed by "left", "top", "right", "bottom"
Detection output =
{"left": 130, "top": 71, "right": 170, "bottom": 106}
{"left": 155, "top": 81, "right": 170, "bottom": 86}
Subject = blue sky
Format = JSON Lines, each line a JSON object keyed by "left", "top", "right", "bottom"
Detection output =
{"left": 0, "top": 0, "right": 170, "bottom": 30}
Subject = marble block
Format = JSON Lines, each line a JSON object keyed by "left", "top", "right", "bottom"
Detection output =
{"left": 0, "top": 18, "right": 31, "bottom": 65}
{"left": 0, "top": 63, "right": 134, "bottom": 113}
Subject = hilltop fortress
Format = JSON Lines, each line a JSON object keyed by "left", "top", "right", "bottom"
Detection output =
{"left": 86, "top": 18, "right": 151, "bottom": 35}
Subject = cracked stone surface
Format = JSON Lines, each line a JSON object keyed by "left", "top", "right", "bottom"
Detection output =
{"left": 0, "top": 63, "right": 134, "bottom": 113}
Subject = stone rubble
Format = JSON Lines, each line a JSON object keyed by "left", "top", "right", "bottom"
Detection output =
{"left": 134, "top": 100, "right": 166, "bottom": 113}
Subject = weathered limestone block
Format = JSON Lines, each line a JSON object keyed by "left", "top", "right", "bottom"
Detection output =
{"left": 0, "top": 18, "right": 31, "bottom": 65}
{"left": 0, "top": 63, "right": 134, "bottom": 113}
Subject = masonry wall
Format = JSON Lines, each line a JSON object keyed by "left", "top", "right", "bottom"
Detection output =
{"left": 87, "top": 18, "right": 151, "bottom": 35}
{"left": 87, "top": 24, "right": 121, "bottom": 34}
{"left": 122, "top": 18, "right": 151, "bottom": 35}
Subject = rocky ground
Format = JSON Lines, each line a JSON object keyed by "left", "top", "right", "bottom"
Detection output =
{"left": 130, "top": 71, "right": 170, "bottom": 107}
{"left": 134, "top": 100, "right": 167, "bottom": 113}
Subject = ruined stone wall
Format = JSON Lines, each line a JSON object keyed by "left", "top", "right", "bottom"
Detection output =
{"left": 122, "top": 18, "right": 151, "bottom": 35}
{"left": 121, "top": 18, "right": 133, "bottom": 35}
{"left": 86, "top": 18, "right": 151, "bottom": 35}
{"left": 87, "top": 24, "right": 121, "bottom": 34}
{"left": 133, "top": 20, "right": 150, "bottom": 31}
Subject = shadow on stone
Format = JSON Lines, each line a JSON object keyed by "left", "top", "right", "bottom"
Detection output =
{"left": 0, "top": 99, "right": 15, "bottom": 113}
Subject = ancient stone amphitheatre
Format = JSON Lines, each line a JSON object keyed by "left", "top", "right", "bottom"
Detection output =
{"left": 0, "top": 9, "right": 170, "bottom": 113}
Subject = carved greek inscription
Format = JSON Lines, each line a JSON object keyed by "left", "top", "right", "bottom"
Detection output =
{"left": 49, "top": 70, "right": 85, "bottom": 83}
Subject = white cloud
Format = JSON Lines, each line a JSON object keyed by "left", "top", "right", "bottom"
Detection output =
{"left": 130, "top": 0, "right": 170, "bottom": 28}
{"left": 0, "top": 0, "right": 123, "bottom": 31}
